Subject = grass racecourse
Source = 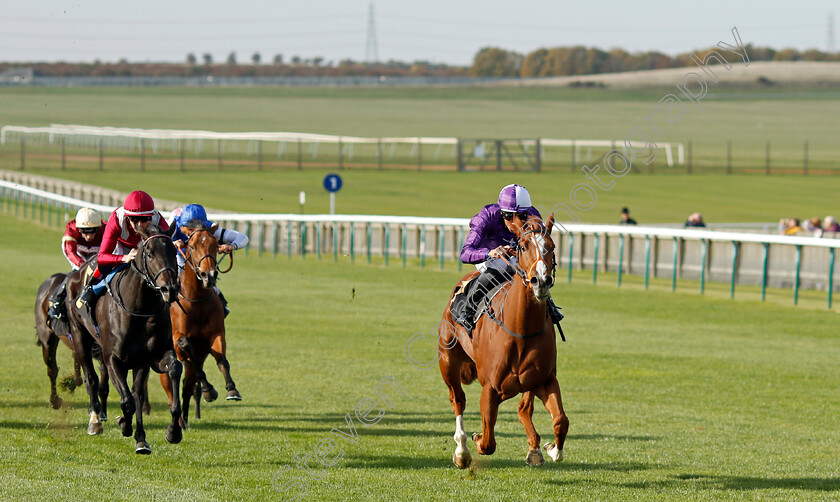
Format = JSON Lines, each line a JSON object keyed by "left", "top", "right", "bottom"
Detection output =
{"left": 1, "top": 84, "right": 840, "bottom": 500}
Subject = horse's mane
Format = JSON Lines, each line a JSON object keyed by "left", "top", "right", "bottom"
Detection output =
{"left": 184, "top": 218, "right": 210, "bottom": 231}
{"left": 137, "top": 223, "right": 163, "bottom": 240}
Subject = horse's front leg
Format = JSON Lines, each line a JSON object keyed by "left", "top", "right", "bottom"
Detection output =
{"left": 97, "top": 358, "right": 109, "bottom": 421}
{"left": 210, "top": 334, "right": 241, "bottom": 401}
{"left": 518, "top": 391, "right": 544, "bottom": 466}
{"left": 535, "top": 377, "right": 569, "bottom": 462}
{"left": 132, "top": 366, "right": 151, "bottom": 454}
{"left": 107, "top": 355, "right": 135, "bottom": 439}
{"left": 472, "top": 385, "right": 501, "bottom": 456}
{"left": 155, "top": 349, "right": 183, "bottom": 445}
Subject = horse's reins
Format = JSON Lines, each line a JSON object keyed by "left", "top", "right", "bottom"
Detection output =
{"left": 109, "top": 234, "right": 177, "bottom": 317}
{"left": 484, "top": 219, "right": 562, "bottom": 340}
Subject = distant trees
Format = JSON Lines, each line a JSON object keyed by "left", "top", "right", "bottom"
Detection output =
{"left": 202, "top": 53, "right": 213, "bottom": 65}
{"left": 251, "top": 52, "right": 261, "bottom": 65}
{"left": 273, "top": 54, "right": 283, "bottom": 65}
{"left": 226, "top": 52, "right": 237, "bottom": 65}
{"left": 186, "top": 53, "right": 197, "bottom": 65}
{"left": 472, "top": 44, "right": 840, "bottom": 77}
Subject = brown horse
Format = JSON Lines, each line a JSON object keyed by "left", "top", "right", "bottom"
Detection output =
{"left": 439, "top": 215, "right": 569, "bottom": 468}
{"left": 66, "top": 224, "right": 183, "bottom": 454}
{"left": 161, "top": 221, "right": 241, "bottom": 429}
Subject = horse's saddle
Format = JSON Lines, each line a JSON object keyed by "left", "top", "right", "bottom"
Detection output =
{"left": 449, "top": 273, "right": 510, "bottom": 328}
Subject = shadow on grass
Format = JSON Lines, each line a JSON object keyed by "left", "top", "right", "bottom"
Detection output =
{"left": 616, "top": 474, "right": 840, "bottom": 492}
{"left": 343, "top": 454, "right": 654, "bottom": 472}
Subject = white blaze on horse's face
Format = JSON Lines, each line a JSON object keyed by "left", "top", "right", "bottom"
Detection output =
{"left": 530, "top": 233, "right": 551, "bottom": 301}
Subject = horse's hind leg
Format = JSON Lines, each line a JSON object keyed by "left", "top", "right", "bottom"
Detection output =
{"left": 209, "top": 335, "right": 241, "bottom": 401}
{"left": 74, "top": 334, "right": 103, "bottom": 435}
{"left": 535, "top": 377, "right": 569, "bottom": 462}
{"left": 518, "top": 392, "right": 544, "bottom": 466}
{"left": 97, "top": 359, "right": 109, "bottom": 421}
{"left": 132, "top": 367, "right": 151, "bottom": 454}
{"left": 41, "top": 335, "right": 62, "bottom": 409}
{"left": 439, "top": 339, "right": 471, "bottom": 468}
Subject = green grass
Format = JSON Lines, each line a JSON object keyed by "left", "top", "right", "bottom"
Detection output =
{"left": 2, "top": 210, "right": 840, "bottom": 500}
{"left": 0, "top": 85, "right": 838, "bottom": 173}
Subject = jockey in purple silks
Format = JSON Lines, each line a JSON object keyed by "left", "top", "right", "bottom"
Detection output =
{"left": 455, "top": 183, "right": 563, "bottom": 332}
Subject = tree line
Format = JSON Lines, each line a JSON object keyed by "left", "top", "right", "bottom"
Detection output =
{"left": 470, "top": 45, "right": 840, "bottom": 77}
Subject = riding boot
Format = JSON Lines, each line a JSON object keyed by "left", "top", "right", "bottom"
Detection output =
{"left": 47, "top": 276, "right": 69, "bottom": 320}
{"left": 217, "top": 290, "right": 230, "bottom": 318}
{"left": 454, "top": 268, "right": 509, "bottom": 333}
{"left": 75, "top": 274, "right": 101, "bottom": 328}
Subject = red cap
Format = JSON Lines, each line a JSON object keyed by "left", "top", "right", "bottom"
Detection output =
{"left": 123, "top": 191, "right": 155, "bottom": 216}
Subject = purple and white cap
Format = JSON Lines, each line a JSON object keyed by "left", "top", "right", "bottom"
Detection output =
{"left": 497, "top": 184, "right": 532, "bottom": 212}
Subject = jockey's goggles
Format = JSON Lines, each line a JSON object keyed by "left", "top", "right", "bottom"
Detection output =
{"left": 79, "top": 228, "right": 98, "bottom": 234}
{"left": 128, "top": 215, "right": 152, "bottom": 223}
{"left": 501, "top": 210, "right": 529, "bottom": 222}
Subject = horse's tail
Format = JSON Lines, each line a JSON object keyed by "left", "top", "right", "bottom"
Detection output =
{"left": 460, "top": 360, "right": 477, "bottom": 385}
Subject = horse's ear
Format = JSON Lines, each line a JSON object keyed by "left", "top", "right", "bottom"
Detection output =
{"left": 210, "top": 223, "right": 219, "bottom": 233}
{"left": 546, "top": 213, "right": 555, "bottom": 234}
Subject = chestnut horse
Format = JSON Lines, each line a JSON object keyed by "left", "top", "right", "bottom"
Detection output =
{"left": 65, "top": 224, "right": 183, "bottom": 454}
{"left": 161, "top": 221, "right": 241, "bottom": 429}
{"left": 439, "top": 215, "right": 569, "bottom": 468}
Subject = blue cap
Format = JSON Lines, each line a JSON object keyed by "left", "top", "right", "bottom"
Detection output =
{"left": 176, "top": 204, "right": 213, "bottom": 228}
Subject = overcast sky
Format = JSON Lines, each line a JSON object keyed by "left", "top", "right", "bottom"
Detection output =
{"left": 1, "top": 1, "right": 836, "bottom": 65}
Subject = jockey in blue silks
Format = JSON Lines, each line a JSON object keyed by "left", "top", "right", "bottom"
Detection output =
{"left": 455, "top": 184, "right": 563, "bottom": 332}
{"left": 169, "top": 204, "right": 249, "bottom": 317}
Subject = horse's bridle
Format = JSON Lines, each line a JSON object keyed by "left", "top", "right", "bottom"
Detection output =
{"left": 179, "top": 229, "right": 219, "bottom": 282}
{"left": 132, "top": 233, "right": 178, "bottom": 293}
{"left": 509, "top": 220, "right": 556, "bottom": 289}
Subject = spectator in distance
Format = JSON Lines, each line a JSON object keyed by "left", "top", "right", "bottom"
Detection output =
{"left": 684, "top": 213, "right": 706, "bottom": 228}
{"left": 619, "top": 207, "right": 637, "bottom": 225}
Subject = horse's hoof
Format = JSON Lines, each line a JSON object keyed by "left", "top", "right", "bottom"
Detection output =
{"left": 117, "top": 416, "right": 133, "bottom": 437}
{"left": 543, "top": 442, "right": 564, "bottom": 462}
{"left": 165, "top": 424, "right": 182, "bottom": 444}
{"left": 87, "top": 421, "right": 103, "bottom": 435}
{"left": 453, "top": 449, "right": 472, "bottom": 469}
{"left": 525, "top": 448, "right": 545, "bottom": 466}
{"left": 202, "top": 387, "right": 218, "bottom": 403}
{"left": 49, "top": 396, "right": 63, "bottom": 410}
{"left": 225, "top": 389, "right": 242, "bottom": 401}
{"left": 135, "top": 441, "right": 151, "bottom": 454}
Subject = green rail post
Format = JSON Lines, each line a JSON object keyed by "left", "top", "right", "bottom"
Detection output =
{"left": 350, "top": 223, "right": 355, "bottom": 264}
{"left": 439, "top": 226, "right": 445, "bottom": 271}
{"left": 457, "top": 227, "right": 464, "bottom": 273}
{"left": 567, "top": 232, "right": 574, "bottom": 283}
{"left": 700, "top": 239, "right": 707, "bottom": 295}
{"left": 761, "top": 243, "right": 769, "bottom": 301}
{"left": 617, "top": 234, "right": 625, "bottom": 287}
{"left": 730, "top": 241, "right": 738, "bottom": 299}
{"left": 402, "top": 223, "right": 407, "bottom": 268}
{"left": 244, "top": 222, "right": 251, "bottom": 257}
{"left": 420, "top": 225, "right": 426, "bottom": 268}
{"left": 257, "top": 222, "right": 263, "bottom": 258}
{"left": 301, "top": 223, "right": 307, "bottom": 260}
{"left": 287, "top": 223, "right": 292, "bottom": 259}
{"left": 592, "top": 233, "right": 600, "bottom": 284}
{"left": 828, "top": 248, "right": 835, "bottom": 309}
{"left": 384, "top": 224, "right": 390, "bottom": 266}
{"left": 671, "top": 237, "right": 679, "bottom": 292}
{"left": 316, "top": 224, "right": 321, "bottom": 260}
{"left": 644, "top": 235, "right": 651, "bottom": 290}
{"left": 366, "top": 223, "right": 371, "bottom": 264}
{"left": 794, "top": 245, "right": 802, "bottom": 305}
{"left": 23, "top": 192, "right": 27, "bottom": 218}
{"left": 48, "top": 199, "right": 52, "bottom": 227}
{"left": 273, "top": 222, "right": 278, "bottom": 257}
{"left": 333, "top": 222, "right": 339, "bottom": 262}
{"left": 39, "top": 196, "right": 44, "bottom": 223}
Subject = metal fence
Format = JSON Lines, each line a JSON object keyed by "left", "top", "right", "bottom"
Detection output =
{"left": 3, "top": 180, "right": 838, "bottom": 309}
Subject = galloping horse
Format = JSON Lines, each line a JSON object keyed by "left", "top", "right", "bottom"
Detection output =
{"left": 439, "top": 215, "right": 569, "bottom": 468}
{"left": 66, "top": 223, "right": 184, "bottom": 454}
{"left": 34, "top": 273, "right": 90, "bottom": 409}
{"left": 161, "top": 221, "right": 241, "bottom": 428}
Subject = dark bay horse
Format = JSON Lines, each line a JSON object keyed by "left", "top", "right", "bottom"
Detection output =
{"left": 439, "top": 215, "right": 569, "bottom": 468}
{"left": 66, "top": 223, "right": 184, "bottom": 454}
{"left": 161, "top": 222, "right": 241, "bottom": 429}
{"left": 34, "top": 273, "right": 89, "bottom": 409}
